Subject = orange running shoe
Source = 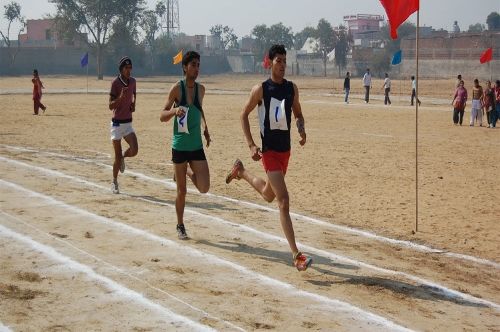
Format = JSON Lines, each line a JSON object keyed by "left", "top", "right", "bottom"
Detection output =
{"left": 293, "top": 252, "right": 312, "bottom": 271}
{"left": 225, "top": 159, "right": 243, "bottom": 184}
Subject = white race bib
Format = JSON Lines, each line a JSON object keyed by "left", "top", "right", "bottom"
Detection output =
{"left": 176, "top": 106, "right": 189, "bottom": 134}
{"left": 269, "top": 97, "right": 288, "bottom": 131}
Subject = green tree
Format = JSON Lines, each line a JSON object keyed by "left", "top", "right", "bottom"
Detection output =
{"left": 468, "top": 23, "right": 485, "bottom": 33}
{"left": 251, "top": 24, "right": 268, "bottom": 57}
{"left": 267, "top": 22, "right": 294, "bottom": 49}
{"left": 316, "top": 18, "right": 336, "bottom": 77}
{"left": 334, "top": 25, "right": 351, "bottom": 77}
{"left": 293, "top": 26, "right": 316, "bottom": 50}
{"left": 209, "top": 24, "right": 239, "bottom": 50}
{"left": 50, "top": 0, "right": 145, "bottom": 79}
{"left": 0, "top": 1, "right": 25, "bottom": 66}
{"left": 141, "top": 1, "right": 165, "bottom": 72}
{"left": 486, "top": 12, "right": 500, "bottom": 31}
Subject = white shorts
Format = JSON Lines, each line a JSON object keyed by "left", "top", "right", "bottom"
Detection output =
{"left": 471, "top": 99, "right": 481, "bottom": 110}
{"left": 110, "top": 121, "right": 135, "bottom": 140}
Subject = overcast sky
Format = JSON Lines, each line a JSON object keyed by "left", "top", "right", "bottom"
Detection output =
{"left": 1, "top": 0, "right": 499, "bottom": 40}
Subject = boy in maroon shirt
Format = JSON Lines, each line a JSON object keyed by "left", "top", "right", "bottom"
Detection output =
{"left": 108, "top": 56, "right": 138, "bottom": 193}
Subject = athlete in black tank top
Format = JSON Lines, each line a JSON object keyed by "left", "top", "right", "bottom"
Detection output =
{"left": 260, "top": 78, "right": 294, "bottom": 152}
{"left": 225, "top": 44, "right": 312, "bottom": 271}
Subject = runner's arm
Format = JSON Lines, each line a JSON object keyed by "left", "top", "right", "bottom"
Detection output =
{"left": 291, "top": 83, "right": 306, "bottom": 146}
{"left": 241, "top": 84, "right": 263, "bottom": 160}
{"left": 160, "top": 83, "right": 184, "bottom": 122}
{"left": 198, "top": 84, "right": 211, "bottom": 147}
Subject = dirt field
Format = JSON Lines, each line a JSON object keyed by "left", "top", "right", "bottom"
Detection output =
{"left": 0, "top": 75, "right": 499, "bottom": 331}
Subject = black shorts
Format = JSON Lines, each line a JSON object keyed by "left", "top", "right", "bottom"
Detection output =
{"left": 172, "top": 148, "right": 206, "bottom": 164}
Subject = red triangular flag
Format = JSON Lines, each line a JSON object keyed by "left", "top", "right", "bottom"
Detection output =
{"left": 480, "top": 48, "right": 493, "bottom": 64}
{"left": 380, "top": 0, "right": 420, "bottom": 39}
{"left": 262, "top": 54, "right": 271, "bottom": 69}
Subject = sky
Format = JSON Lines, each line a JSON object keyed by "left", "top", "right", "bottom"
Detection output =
{"left": 1, "top": 0, "right": 499, "bottom": 40}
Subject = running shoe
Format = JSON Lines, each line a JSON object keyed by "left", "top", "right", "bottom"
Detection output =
{"left": 293, "top": 252, "right": 312, "bottom": 271}
{"left": 176, "top": 224, "right": 188, "bottom": 240}
{"left": 112, "top": 181, "right": 119, "bottom": 194}
{"left": 225, "top": 159, "right": 243, "bottom": 184}
{"left": 120, "top": 156, "right": 125, "bottom": 173}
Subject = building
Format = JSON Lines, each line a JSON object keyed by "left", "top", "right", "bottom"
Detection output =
{"left": 400, "top": 31, "right": 500, "bottom": 78}
{"left": 18, "top": 19, "right": 86, "bottom": 48}
{"left": 343, "top": 14, "right": 384, "bottom": 47}
{"left": 176, "top": 34, "right": 207, "bottom": 52}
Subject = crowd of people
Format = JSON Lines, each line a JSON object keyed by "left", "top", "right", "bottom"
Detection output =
{"left": 452, "top": 74, "right": 500, "bottom": 128}
{"left": 341, "top": 70, "right": 500, "bottom": 129}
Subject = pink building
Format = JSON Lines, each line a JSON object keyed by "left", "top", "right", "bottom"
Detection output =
{"left": 343, "top": 14, "right": 384, "bottom": 47}
{"left": 19, "top": 19, "right": 86, "bottom": 48}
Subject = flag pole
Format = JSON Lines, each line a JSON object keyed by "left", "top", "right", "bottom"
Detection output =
{"left": 415, "top": 10, "right": 420, "bottom": 233}
{"left": 86, "top": 62, "right": 89, "bottom": 94}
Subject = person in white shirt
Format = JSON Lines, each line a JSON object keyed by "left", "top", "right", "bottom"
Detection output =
{"left": 411, "top": 76, "right": 421, "bottom": 106}
{"left": 363, "top": 68, "right": 372, "bottom": 103}
{"left": 383, "top": 73, "right": 391, "bottom": 105}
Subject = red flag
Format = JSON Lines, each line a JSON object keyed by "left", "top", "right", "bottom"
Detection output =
{"left": 380, "top": 0, "right": 419, "bottom": 39}
{"left": 480, "top": 47, "right": 493, "bottom": 64}
{"left": 262, "top": 54, "right": 271, "bottom": 69}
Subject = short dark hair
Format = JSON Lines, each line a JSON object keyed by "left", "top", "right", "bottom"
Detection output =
{"left": 385, "top": 73, "right": 388, "bottom": 77}
{"left": 182, "top": 51, "right": 200, "bottom": 73}
{"left": 411, "top": 76, "right": 415, "bottom": 80}
{"left": 473, "top": 78, "right": 479, "bottom": 84}
{"left": 346, "top": 71, "right": 350, "bottom": 76}
{"left": 496, "top": 80, "right": 500, "bottom": 86}
{"left": 457, "top": 74, "right": 462, "bottom": 79}
{"left": 33, "top": 69, "right": 38, "bottom": 75}
{"left": 268, "top": 44, "right": 286, "bottom": 61}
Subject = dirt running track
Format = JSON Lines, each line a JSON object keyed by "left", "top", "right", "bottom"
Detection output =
{"left": 0, "top": 75, "right": 499, "bottom": 331}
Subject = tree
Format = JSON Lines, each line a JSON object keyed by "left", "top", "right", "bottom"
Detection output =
{"left": 266, "top": 23, "right": 294, "bottom": 49}
{"left": 209, "top": 24, "right": 239, "bottom": 50}
{"left": 468, "top": 23, "right": 485, "bottom": 33}
{"left": 294, "top": 26, "right": 316, "bottom": 50}
{"left": 334, "top": 25, "right": 352, "bottom": 77}
{"left": 251, "top": 24, "right": 268, "bottom": 57}
{"left": 50, "top": 0, "right": 145, "bottom": 79}
{"left": 316, "top": 18, "right": 336, "bottom": 77}
{"left": 486, "top": 12, "right": 500, "bottom": 31}
{"left": 250, "top": 23, "right": 294, "bottom": 72}
{"left": 141, "top": 2, "right": 165, "bottom": 72}
{"left": 0, "top": 1, "right": 25, "bottom": 66}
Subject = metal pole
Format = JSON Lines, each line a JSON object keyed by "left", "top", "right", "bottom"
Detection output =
{"left": 415, "top": 10, "right": 420, "bottom": 233}
{"left": 86, "top": 63, "right": 89, "bottom": 94}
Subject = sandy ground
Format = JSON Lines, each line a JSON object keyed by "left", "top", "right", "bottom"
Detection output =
{"left": 0, "top": 75, "right": 499, "bottom": 331}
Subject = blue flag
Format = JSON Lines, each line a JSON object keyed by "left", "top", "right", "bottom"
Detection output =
{"left": 391, "top": 50, "right": 402, "bottom": 65}
{"left": 80, "top": 52, "right": 89, "bottom": 68}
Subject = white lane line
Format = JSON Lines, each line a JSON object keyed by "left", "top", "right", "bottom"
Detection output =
{"left": 0, "top": 179, "right": 413, "bottom": 332}
{"left": 0, "top": 223, "right": 215, "bottom": 332}
{"left": 2, "top": 156, "right": 499, "bottom": 310}
{"left": 2, "top": 144, "right": 499, "bottom": 270}
{"left": 0, "top": 210, "right": 245, "bottom": 332}
{"left": 0, "top": 322, "right": 12, "bottom": 332}
{"left": 361, "top": 133, "right": 394, "bottom": 138}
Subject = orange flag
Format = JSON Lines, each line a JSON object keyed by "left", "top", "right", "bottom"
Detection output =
{"left": 173, "top": 50, "right": 183, "bottom": 64}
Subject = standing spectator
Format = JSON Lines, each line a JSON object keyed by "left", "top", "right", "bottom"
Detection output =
{"left": 411, "top": 76, "right": 421, "bottom": 106}
{"left": 363, "top": 68, "right": 372, "bottom": 103}
{"left": 343, "top": 72, "right": 350, "bottom": 104}
{"left": 452, "top": 80, "right": 467, "bottom": 126}
{"left": 32, "top": 69, "right": 46, "bottom": 115}
{"left": 383, "top": 73, "right": 391, "bottom": 105}
{"left": 483, "top": 80, "right": 495, "bottom": 128}
{"left": 492, "top": 80, "right": 500, "bottom": 128}
{"left": 469, "top": 79, "right": 484, "bottom": 127}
